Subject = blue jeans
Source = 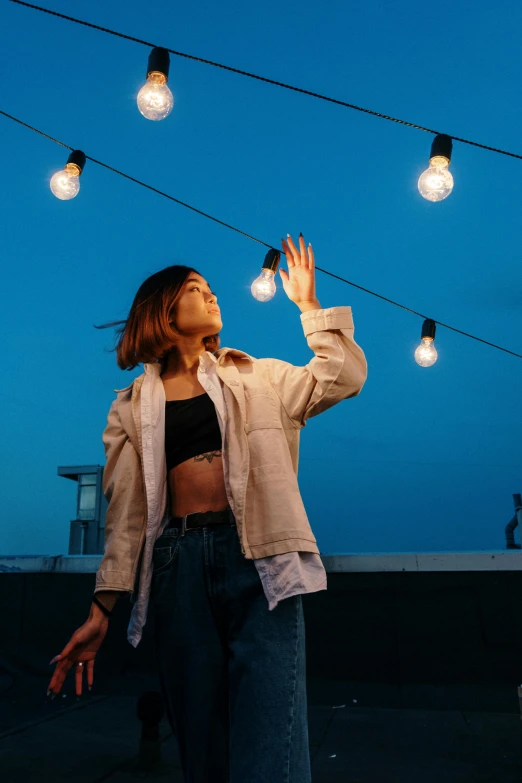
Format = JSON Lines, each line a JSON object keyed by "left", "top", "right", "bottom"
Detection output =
{"left": 150, "top": 510, "right": 312, "bottom": 783}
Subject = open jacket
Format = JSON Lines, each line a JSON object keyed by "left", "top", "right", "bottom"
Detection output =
{"left": 95, "top": 305, "right": 368, "bottom": 646}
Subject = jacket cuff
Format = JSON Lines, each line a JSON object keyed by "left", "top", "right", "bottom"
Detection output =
{"left": 300, "top": 306, "right": 354, "bottom": 337}
{"left": 95, "top": 570, "right": 135, "bottom": 592}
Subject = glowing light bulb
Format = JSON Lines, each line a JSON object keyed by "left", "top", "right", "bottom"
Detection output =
{"left": 251, "top": 249, "right": 281, "bottom": 302}
{"left": 251, "top": 269, "right": 276, "bottom": 302}
{"left": 137, "top": 47, "right": 173, "bottom": 121}
{"left": 137, "top": 73, "right": 174, "bottom": 120}
{"left": 50, "top": 151, "right": 86, "bottom": 201}
{"left": 415, "top": 319, "right": 438, "bottom": 367}
{"left": 418, "top": 134, "right": 454, "bottom": 202}
{"left": 50, "top": 166, "right": 80, "bottom": 200}
{"left": 415, "top": 338, "right": 438, "bottom": 367}
{"left": 418, "top": 158, "right": 454, "bottom": 202}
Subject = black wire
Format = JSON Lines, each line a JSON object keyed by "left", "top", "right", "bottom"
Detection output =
{"left": 0, "top": 110, "right": 269, "bottom": 247}
{"left": 1, "top": 106, "right": 521, "bottom": 360}
{"left": 8, "top": 0, "right": 522, "bottom": 162}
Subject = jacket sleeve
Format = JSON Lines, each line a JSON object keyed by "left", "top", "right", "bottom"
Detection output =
{"left": 258, "top": 306, "right": 367, "bottom": 428}
{"left": 94, "top": 397, "right": 146, "bottom": 595}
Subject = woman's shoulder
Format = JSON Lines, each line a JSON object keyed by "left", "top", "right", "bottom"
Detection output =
{"left": 113, "top": 381, "right": 134, "bottom": 393}
{"left": 113, "top": 369, "right": 145, "bottom": 394}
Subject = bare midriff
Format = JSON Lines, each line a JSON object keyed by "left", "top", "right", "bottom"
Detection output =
{"left": 162, "top": 373, "right": 230, "bottom": 517}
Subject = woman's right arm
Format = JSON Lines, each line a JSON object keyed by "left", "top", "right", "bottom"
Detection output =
{"left": 95, "top": 395, "right": 146, "bottom": 598}
{"left": 47, "top": 400, "right": 140, "bottom": 699}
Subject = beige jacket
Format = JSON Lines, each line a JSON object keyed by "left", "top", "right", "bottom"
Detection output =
{"left": 95, "top": 305, "right": 367, "bottom": 607}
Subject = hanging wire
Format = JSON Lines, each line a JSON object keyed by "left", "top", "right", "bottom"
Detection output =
{"left": 1, "top": 108, "right": 520, "bottom": 360}
{"left": 8, "top": 0, "right": 522, "bottom": 163}
{"left": 0, "top": 111, "right": 268, "bottom": 246}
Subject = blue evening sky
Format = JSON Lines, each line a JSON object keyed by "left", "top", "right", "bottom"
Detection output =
{"left": 1, "top": 0, "right": 521, "bottom": 556}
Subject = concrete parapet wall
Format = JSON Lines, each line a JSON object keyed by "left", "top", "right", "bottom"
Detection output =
{"left": 1, "top": 552, "right": 521, "bottom": 702}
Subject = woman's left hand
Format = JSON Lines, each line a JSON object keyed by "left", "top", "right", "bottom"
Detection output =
{"left": 280, "top": 233, "right": 318, "bottom": 305}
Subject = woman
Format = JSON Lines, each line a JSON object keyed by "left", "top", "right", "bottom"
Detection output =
{"left": 47, "top": 233, "right": 367, "bottom": 782}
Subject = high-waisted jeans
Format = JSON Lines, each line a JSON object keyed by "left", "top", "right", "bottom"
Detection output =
{"left": 149, "top": 509, "right": 312, "bottom": 783}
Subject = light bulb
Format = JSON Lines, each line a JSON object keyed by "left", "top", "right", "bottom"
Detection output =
{"left": 418, "top": 156, "right": 454, "bottom": 202}
{"left": 137, "top": 72, "right": 174, "bottom": 120}
{"left": 50, "top": 166, "right": 80, "bottom": 200}
{"left": 414, "top": 338, "right": 438, "bottom": 367}
{"left": 50, "top": 151, "right": 86, "bottom": 201}
{"left": 251, "top": 269, "right": 276, "bottom": 302}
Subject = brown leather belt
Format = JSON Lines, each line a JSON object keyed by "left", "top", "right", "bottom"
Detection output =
{"left": 165, "top": 507, "right": 233, "bottom": 536}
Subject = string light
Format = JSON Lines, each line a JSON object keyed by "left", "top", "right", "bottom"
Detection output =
{"left": 1, "top": 108, "right": 521, "bottom": 362}
{"left": 9, "top": 1, "right": 522, "bottom": 165}
{"left": 418, "top": 134, "right": 454, "bottom": 202}
{"left": 49, "top": 150, "right": 86, "bottom": 200}
{"left": 4, "top": 3, "right": 521, "bottom": 376}
{"left": 251, "top": 250, "right": 280, "bottom": 302}
{"left": 415, "top": 319, "right": 438, "bottom": 367}
{"left": 137, "top": 47, "right": 174, "bottom": 121}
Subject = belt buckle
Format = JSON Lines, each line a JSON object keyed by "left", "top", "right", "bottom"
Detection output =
{"left": 181, "top": 514, "right": 189, "bottom": 537}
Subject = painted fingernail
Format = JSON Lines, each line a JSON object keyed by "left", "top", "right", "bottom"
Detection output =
{"left": 46, "top": 689, "right": 50, "bottom": 697}
{"left": 287, "top": 233, "right": 290, "bottom": 237}
{"left": 51, "top": 693, "right": 56, "bottom": 701}
{"left": 299, "top": 232, "right": 303, "bottom": 237}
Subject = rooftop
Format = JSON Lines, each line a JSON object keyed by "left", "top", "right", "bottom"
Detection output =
{"left": 1, "top": 673, "right": 521, "bottom": 781}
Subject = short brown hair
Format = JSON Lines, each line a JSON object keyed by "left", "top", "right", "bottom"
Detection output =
{"left": 93, "top": 265, "right": 220, "bottom": 371}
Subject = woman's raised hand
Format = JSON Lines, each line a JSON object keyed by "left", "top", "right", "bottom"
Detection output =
{"left": 280, "top": 233, "right": 318, "bottom": 306}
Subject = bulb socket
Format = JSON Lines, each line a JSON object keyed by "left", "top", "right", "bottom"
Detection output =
{"left": 421, "top": 318, "right": 436, "bottom": 341}
{"left": 430, "top": 134, "right": 452, "bottom": 164}
{"left": 261, "top": 249, "right": 280, "bottom": 273}
{"left": 66, "top": 150, "right": 86, "bottom": 175}
{"left": 147, "top": 47, "right": 170, "bottom": 80}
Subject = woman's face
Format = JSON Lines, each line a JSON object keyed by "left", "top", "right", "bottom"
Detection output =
{"left": 171, "top": 272, "right": 222, "bottom": 336}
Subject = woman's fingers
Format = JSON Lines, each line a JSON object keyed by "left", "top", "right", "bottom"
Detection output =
{"left": 298, "top": 234, "right": 307, "bottom": 264}
{"left": 282, "top": 234, "right": 311, "bottom": 266}
{"left": 48, "top": 636, "right": 78, "bottom": 695}
{"left": 286, "top": 234, "right": 302, "bottom": 265}
{"left": 48, "top": 657, "right": 94, "bottom": 698}
{"left": 281, "top": 238, "right": 295, "bottom": 266}
{"left": 87, "top": 660, "right": 94, "bottom": 690}
{"left": 308, "top": 242, "right": 314, "bottom": 269}
{"left": 75, "top": 663, "right": 84, "bottom": 696}
{"left": 74, "top": 660, "right": 94, "bottom": 695}
{"left": 48, "top": 658, "right": 73, "bottom": 696}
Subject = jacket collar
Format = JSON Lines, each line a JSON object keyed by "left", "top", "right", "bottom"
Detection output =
{"left": 143, "top": 346, "right": 254, "bottom": 377}
{"left": 113, "top": 348, "right": 254, "bottom": 394}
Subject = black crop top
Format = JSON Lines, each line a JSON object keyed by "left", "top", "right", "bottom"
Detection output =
{"left": 165, "top": 392, "right": 222, "bottom": 471}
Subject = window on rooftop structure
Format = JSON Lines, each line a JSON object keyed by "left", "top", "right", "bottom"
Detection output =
{"left": 77, "top": 473, "right": 96, "bottom": 520}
